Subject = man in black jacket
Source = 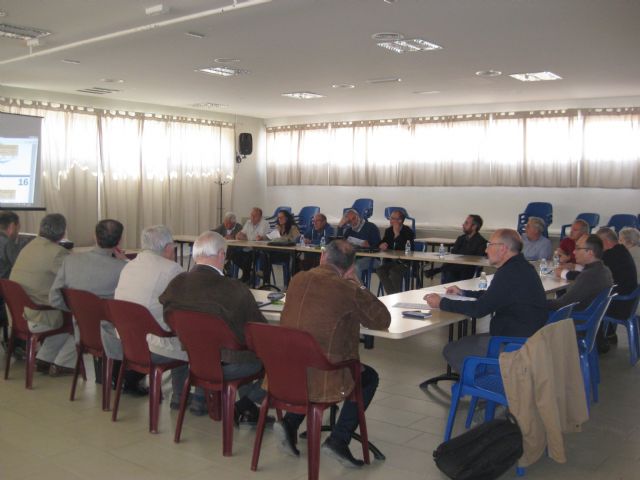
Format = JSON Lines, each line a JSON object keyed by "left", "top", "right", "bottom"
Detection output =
{"left": 425, "top": 228, "right": 547, "bottom": 372}
{"left": 439, "top": 214, "right": 487, "bottom": 284}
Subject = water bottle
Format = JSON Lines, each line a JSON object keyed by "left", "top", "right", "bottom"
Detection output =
{"left": 299, "top": 235, "right": 305, "bottom": 248}
{"left": 552, "top": 252, "right": 560, "bottom": 268}
{"left": 438, "top": 243, "right": 446, "bottom": 259}
{"left": 478, "top": 272, "right": 488, "bottom": 290}
{"left": 539, "top": 258, "right": 548, "bottom": 275}
{"left": 404, "top": 240, "right": 411, "bottom": 256}
{"left": 320, "top": 236, "right": 326, "bottom": 250}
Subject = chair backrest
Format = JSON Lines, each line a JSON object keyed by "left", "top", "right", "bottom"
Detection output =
{"left": 572, "top": 287, "right": 615, "bottom": 354}
{"left": 606, "top": 285, "right": 640, "bottom": 321}
{"left": 343, "top": 198, "right": 373, "bottom": 220}
{"left": 0, "top": 278, "right": 52, "bottom": 335}
{"left": 576, "top": 213, "right": 600, "bottom": 230}
{"left": 606, "top": 214, "right": 639, "bottom": 233}
{"left": 384, "top": 206, "right": 416, "bottom": 233}
{"left": 104, "top": 299, "right": 170, "bottom": 369}
{"left": 546, "top": 302, "right": 578, "bottom": 325}
{"left": 413, "top": 241, "right": 426, "bottom": 252}
{"left": 245, "top": 323, "right": 337, "bottom": 406}
{"left": 517, "top": 202, "right": 553, "bottom": 237}
{"left": 297, "top": 206, "right": 320, "bottom": 231}
{"left": 267, "top": 206, "right": 292, "bottom": 218}
{"left": 62, "top": 288, "right": 106, "bottom": 353}
{"left": 166, "top": 310, "right": 244, "bottom": 385}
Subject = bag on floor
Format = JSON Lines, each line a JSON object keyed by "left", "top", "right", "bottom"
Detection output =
{"left": 433, "top": 413, "right": 523, "bottom": 480}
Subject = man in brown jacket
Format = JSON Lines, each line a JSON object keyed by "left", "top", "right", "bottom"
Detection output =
{"left": 275, "top": 240, "right": 391, "bottom": 468}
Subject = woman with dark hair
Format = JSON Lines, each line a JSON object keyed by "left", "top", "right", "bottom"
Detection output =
{"left": 263, "top": 210, "right": 301, "bottom": 286}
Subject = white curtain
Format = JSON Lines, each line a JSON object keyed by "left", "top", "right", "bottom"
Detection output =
{"left": 1, "top": 99, "right": 235, "bottom": 247}
{"left": 267, "top": 110, "right": 640, "bottom": 189}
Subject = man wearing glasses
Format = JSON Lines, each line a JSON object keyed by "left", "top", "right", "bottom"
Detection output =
{"left": 424, "top": 229, "right": 547, "bottom": 372}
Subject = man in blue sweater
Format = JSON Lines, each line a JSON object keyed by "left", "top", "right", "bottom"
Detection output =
{"left": 337, "top": 208, "right": 381, "bottom": 283}
{"left": 425, "top": 228, "right": 547, "bottom": 372}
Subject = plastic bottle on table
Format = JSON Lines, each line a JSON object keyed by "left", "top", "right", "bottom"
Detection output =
{"left": 404, "top": 240, "right": 412, "bottom": 256}
{"left": 478, "top": 272, "right": 488, "bottom": 290}
{"left": 438, "top": 243, "right": 446, "bottom": 259}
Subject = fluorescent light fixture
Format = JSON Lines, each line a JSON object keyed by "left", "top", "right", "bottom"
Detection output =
{"left": 192, "top": 102, "right": 228, "bottom": 108}
{"left": 145, "top": 4, "right": 170, "bottom": 16}
{"left": 475, "top": 70, "right": 502, "bottom": 78}
{"left": 62, "top": 59, "right": 81, "bottom": 64}
{"left": 100, "top": 78, "right": 125, "bottom": 84}
{"left": 332, "top": 84, "right": 355, "bottom": 89}
{"left": 413, "top": 90, "right": 440, "bottom": 95}
{"left": 509, "top": 71, "right": 562, "bottom": 82}
{"left": 366, "top": 77, "right": 402, "bottom": 84}
{"left": 77, "top": 87, "right": 120, "bottom": 95}
{"left": 196, "top": 66, "right": 248, "bottom": 76}
{"left": 0, "top": 23, "right": 51, "bottom": 40}
{"left": 185, "top": 31, "right": 206, "bottom": 39}
{"left": 281, "top": 92, "right": 325, "bottom": 99}
{"left": 377, "top": 38, "right": 442, "bottom": 54}
{"left": 214, "top": 58, "right": 240, "bottom": 63}
{"left": 371, "top": 32, "right": 403, "bottom": 41}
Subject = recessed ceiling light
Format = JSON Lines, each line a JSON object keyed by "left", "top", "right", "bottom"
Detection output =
{"left": 509, "top": 71, "right": 562, "bottom": 82}
{"left": 377, "top": 38, "right": 442, "bottom": 54}
{"left": 383, "top": 0, "right": 398, "bottom": 4}
{"left": 192, "top": 102, "right": 228, "bottom": 109}
{"left": 145, "top": 4, "right": 170, "bottom": 16}
{"left": 475, "top": 70, "right": 502, "bottom": 78}
{"left": 196, "top": 66, "right": 249, "bottom": 77}
{"left": 366, "top": 77, "right": 402, "bottom": 85}
{"left": 0, "top": 23, "right": 50, "bottom": 40}
{"left": 413, "top": 90, "right": 440, "bottom": 95}
{"left": 214, "top": 58, "right": 241, "bottom": 64}
{"left": 281, "top": 92, "right": 325, "bottom": 100}
{"left": 371, "top": 32, "right": 404, "bottom": 41}
{"left": 100, "top": 78, "right": 124, "bottom": 84}
{"left": 62, "top": 59, "right": 81, "bottom": 64}
{"left": 332, "top": 84, "right": 355, "bottom": 89}
{"left": 185, "top": 31, "right": 205, "bottom": 39}
{"left": 77, "top": 87, "right": 120, "bottom": 95}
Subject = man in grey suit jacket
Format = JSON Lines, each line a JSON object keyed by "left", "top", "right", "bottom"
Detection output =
{"left": 10, "top": 214, "right": 73, "bottom": 374}
{"left": 212, "top": 212, "right": 243, "bottom": 276}
{"left": 160, "top": 230, "right": 270, "bottom": 424}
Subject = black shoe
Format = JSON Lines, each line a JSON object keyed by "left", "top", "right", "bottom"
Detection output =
{"left": 273, "top": 420, "right": 300, "bottom": 457}
{"left": 233, "top": 404, "right": 275, "bottom": 427}
{"left": 597, "top": 340, "right": 610, "bottom": 355}
{"left": 321, "top": 436, "right": 364, "bottom": 468}
{"left": 606, "top": 332, "right": 618, "bottom": 345}
{"left": 123, "top": 383, "right": 149, "bottom": 397}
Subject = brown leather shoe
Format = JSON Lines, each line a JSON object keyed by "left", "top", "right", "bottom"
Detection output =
{"left": 36, "top": 360, "right": 52, "bottom": 374}
{"left": 49, "top": 364, "right": 75, "bottom": 377}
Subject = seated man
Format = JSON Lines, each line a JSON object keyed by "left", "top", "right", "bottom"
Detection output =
{"left": 522, "top": 216, "right": 552, "bottom": 261}
{"left": 9, "top": 214, "right": 75, "bottom": 375}
{"left": 376, "top": 209, "right": 415, "bottom": 294}
{"left": 439, "top": 214, "right": 487, "bottom": 284}
{"left": 337, "top": 208, "right": 381, "bottom": 282}
{"left": 275, "top": 240, "right": 390, "bottom": 468}
{"left": 300, "top": 212, "right": 335, "bottom": 270}
{"left": 556, "top": 218, "right": 590, "bottom": 264}
{"left": 159, "top": 231, "right": 269, "bottom": 423}
{"left": 49, "top": 219, "right": 128, "bottom": 384}
{"left": 212, "top": 212, "right": 242, "bottom": 275}
{"left": 108, "top": 226, "right": 186, "bottom": 401}
{"left": 233, "top": 207, "right": 270, "bottom": 283}
{"left": 1, "top": 211, "right": 25, "bottom": 342}
{"left": 425, "top": 229, "right": 547, "bottom": 373}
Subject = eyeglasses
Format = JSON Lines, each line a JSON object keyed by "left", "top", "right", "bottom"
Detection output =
{"left": 486, "top": 242, "right": 504, "bottom": 247}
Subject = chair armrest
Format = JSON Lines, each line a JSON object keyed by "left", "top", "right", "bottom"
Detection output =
{"left": 460, "top": 356, "right": 500, "bottom": 385}
{"left": 486, "top": 336, "right": 527, "bottom": 357}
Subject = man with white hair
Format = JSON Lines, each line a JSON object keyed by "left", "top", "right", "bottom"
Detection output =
{"left": 212, "top": 212, "right": 242, "bottom": 240}
{"left": 159, "top": 231, "right": 270, "bottom": 424}
{"left": 522, "top": 216, "right": 552, "bottom": 261}
{"left": 106, "top": 225, "right": 186, "bottom": 400}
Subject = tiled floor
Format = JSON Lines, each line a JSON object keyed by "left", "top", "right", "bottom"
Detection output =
{"left": 1, "top": 310, "right": 640, "bottom": 479}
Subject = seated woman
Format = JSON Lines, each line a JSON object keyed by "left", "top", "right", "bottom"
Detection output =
{"left": 263, "top": 210, "right": 300, "bottom": 286}
{"left": 376, "top": 209, "right": 415, "bottom": 294}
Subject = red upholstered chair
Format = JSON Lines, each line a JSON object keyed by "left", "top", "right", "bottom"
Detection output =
{"left": 166, "top": 310, "right": 265, "bottom": 457}
{"left": 245, "top": 323, "right": 370, "bottom": 480}
{"left": 62, "top": 288, "right": 113, "bottom": 410}
{"left": 103, "top": 299, "right": 187, "bottom": 433}
{"left": 0, "top": 278, "right": 73, "bottom": 389}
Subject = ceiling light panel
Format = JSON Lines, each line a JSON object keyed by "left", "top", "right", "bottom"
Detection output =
{"left": 0, "top": 23, "right": 50, "bottom": 40}
{"left": 197, "top": 66, "right": 249, "bottom": 77}
{"left": 281, "top": 92, "right": 325, "bottom": 99}
{"left": 77, "top": 87, "right": 120, "bottom": 95}
{"left": 377, "top": 38, "right": 442, "bottom": 54}
{"left": 509, "top": 71, "right": 562, "bottom": 82}
{"left": 366, "top": 77, "right": 402, "bottom": 84}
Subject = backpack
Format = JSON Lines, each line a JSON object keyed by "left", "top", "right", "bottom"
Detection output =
{"left": 433, "top": 414, "right": 523, "bottom": 480}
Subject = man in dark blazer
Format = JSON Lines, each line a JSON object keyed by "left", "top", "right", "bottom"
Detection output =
{"left": 159, "top": 230, "right": 268, "bottom": 423}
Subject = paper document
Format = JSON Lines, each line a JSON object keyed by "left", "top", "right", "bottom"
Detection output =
{"left": 392, "top": 302, "right": 431, "bottom": 310}
{"left": 266, "top": 230, "right": 281, "bottom": 240}
{"left": 441, "top": 294, "right": 476, "bottom": 302}
{"left": 346, "top": 237, "right": 366, "bottom": 247}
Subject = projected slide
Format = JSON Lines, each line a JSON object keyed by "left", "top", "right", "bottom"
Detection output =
{"left": 0, "top": 136, "right": 39, "bottom": 204}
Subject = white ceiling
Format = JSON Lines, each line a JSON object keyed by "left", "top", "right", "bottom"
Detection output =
{"left": 0, "top": 0, "right": 639, "bottom": 119}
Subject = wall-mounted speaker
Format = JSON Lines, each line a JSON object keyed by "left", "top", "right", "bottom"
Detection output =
{"left": 239, "top": 133, "right": 252, "bottom": 156}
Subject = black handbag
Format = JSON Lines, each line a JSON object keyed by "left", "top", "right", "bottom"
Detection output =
{"left": 433, "top": 413, "right": 523, "bottom": 480}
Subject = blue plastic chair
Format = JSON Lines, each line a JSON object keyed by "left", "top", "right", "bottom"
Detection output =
{"left": 546, "top": 302, "right": 578, "bottom": 324}
{"left": 572, "top": 287, "right": 615, "bottom": 407}
{"left": 517, "top": 202, "right": 553, "bottom": 238}
{"left": 606, "top": 214, "right": 639, "bottom": 233}
{"left": 559, "top": 213, "right": 600, "bottom": 239}
{"left": 602, "top": 286, "right": 640, "bottom": 366}
{"left": 343, "top": 198, "right": 373, "bottom": 220}
{"left": 265, "top": 206, "right": 292, "bottom": 228}
{"left": 384, "top": 207, "right": 416, "bottom": 233}
{"left": 296, "top": 206, "right": 320, "bottom": 233}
